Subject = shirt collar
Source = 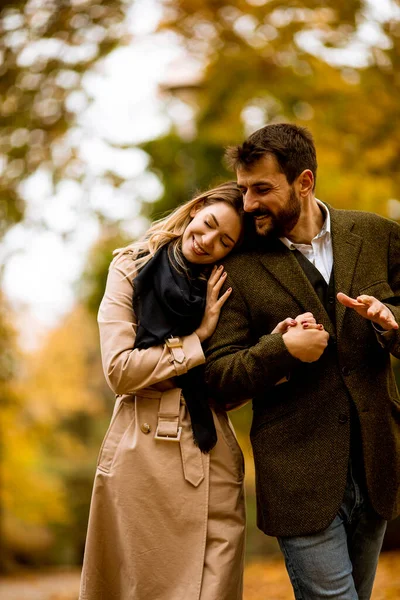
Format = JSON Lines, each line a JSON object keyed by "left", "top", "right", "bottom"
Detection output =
{"left": 280, "top": 199, "right": 331, "bottom": 250}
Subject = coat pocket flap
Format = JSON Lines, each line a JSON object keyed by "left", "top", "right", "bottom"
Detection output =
{"left": 358, "top": 280, "right": 395, "bottom": 301}
{"left": 97, "top": 401, "right": 134, "bottom": 473}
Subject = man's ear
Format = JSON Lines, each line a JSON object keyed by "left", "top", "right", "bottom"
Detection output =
{"left": 297, "top": 170, "right": 314, "bottom": 197}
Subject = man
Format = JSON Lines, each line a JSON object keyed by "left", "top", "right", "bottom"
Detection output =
{"left": 205, "top": 123, "right": 400, "bottom": 599}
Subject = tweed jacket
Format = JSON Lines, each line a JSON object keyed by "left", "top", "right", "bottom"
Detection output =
{"left": 205, "top": 206, "right": 400, "bottom": 537}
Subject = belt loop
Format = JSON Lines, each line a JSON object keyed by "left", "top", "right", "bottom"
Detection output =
{"left": 155, "top": 388, "right": 182, "bottom": 442}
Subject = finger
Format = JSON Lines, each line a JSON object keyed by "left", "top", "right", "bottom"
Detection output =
{"left": 300, "top": 316, "right": 317, "bottom": 325}
{"left": 383, "top": 314, "right": 397, "bottom": 327}
{"left": 387, "top": 317, "right": 399, "bottom": 330}
{"left": 366, "top": 305, "right": 380, "bottom": 319}
{"left": 302, "top": 323, "right": 323, "bottom": 330}
{"left": 210, "top": 271, "right": 228, "bottom": 297}
{"left": 208, "top": 264, "right": 223, "bottom": 286}
{"left": 216, "top": 287, "right": 232, "bottom": 307}
{"left": 356, "top": 295, "right": 375, "bottom": 306}
{"left": 278, "top": 317, "right": 297, "bottom": 327}
{"left": 273, "top": 318, "right": 297, "bottom": 333}
{"left": 337, "top": 292, "right": 363, "bottom": 308}
{"left": 379, "top": 309, "right": 399, "bottom": 330}
{"left": 295, "top": 312, "right": 314, "bottom": 320}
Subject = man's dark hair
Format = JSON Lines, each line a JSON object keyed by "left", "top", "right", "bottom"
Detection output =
{"left": 225, "top": 123, "right": 317, "bottom": 190}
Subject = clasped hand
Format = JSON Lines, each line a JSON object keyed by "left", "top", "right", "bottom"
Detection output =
{"left": 273, "top": 313, "right": 330, "bottom": 363}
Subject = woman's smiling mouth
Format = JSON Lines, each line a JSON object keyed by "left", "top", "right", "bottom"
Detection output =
{"left": 192, "top": 238, "right": 208, "bottom": 255}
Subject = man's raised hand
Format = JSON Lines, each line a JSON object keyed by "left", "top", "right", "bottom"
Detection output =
{"left": 337, "top": 293, "right": 398, "bottom": 331}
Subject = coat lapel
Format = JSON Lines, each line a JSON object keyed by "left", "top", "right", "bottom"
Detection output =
{"left": 330, "top": 207, "right": 363, "bottom": 339}
{"left": 257, "top": 240, "right": 336, "bottom": 338}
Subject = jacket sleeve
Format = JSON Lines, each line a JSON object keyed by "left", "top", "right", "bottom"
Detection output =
{"left": 205, "top": 271, "right": 299, "bottom": 405}
{"left": 378, "top": 221, "right": 400, "bottom": 358}
{"left": 98, "top": 252, "right": 205, "bottom": 395}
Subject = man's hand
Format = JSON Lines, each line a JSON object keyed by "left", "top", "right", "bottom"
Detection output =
{"left": 282, "top": 323, "right": 329, "bottom": 363}
{"left": 337, "top": 292, "right": 399, "bottom": 331}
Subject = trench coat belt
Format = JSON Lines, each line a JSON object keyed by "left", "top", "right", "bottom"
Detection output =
{"left": 156, "top": 388, "right": 182, "bottom": 440}
{"left": 155, "top": 387, "right": 205, "bottom": 488}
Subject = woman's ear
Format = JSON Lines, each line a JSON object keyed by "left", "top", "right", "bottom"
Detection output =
{"left": 189, "top": 201, "right": 205, "bottom": 218}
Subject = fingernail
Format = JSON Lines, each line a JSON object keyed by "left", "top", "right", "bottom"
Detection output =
{"left": 227, "top": 287, "right": 232, "bottom": 292}
{"left": 318, "top": 324, "right": 323, "bottom": 329}
{"left": 222, "top": 272, "right": 227, "bottom": 277}
{"left": 218, "top": 265, "right": 224, "bottom": 270}
{"left": 303, "top": 323, "right": 309, "bottom": 328}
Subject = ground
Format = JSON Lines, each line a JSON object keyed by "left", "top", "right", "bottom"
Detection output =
{"left": 1, "top": 552, "right": 399, "bottom": 599}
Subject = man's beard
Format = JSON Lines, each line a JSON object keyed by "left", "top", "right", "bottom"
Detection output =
{"left": 253, "top": 187, "right": 301, "bottom": 238}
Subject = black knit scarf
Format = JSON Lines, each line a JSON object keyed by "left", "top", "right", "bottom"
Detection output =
{"left": 132, "top": 244, "right": 217, "bottom": 453}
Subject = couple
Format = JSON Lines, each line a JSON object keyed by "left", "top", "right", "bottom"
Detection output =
{"left": 80, "top": 123, "right": 400, "bottom": 600}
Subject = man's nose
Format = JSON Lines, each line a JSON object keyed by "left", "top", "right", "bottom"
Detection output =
{"left": 243, "top": 190, "right": 259, "bottom": 213}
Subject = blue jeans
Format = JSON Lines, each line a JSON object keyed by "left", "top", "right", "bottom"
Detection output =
{"left": 278, "top": 465, "right": 387, "bottom": 599}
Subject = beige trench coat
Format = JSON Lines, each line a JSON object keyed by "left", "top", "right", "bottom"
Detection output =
{"left": 79, "top": 251, "right": 246, "bottom": 600}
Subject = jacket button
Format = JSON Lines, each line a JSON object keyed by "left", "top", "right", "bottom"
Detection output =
{"left": 140, "top": 423, "right": 151, "bottom": 434}
{"left": 341, "top": 366, "right": 351, "bottom": 376}
{"left": 328, "top": 296, "right": 335, "bottom": 304}
{"left": 338, "top": 413, "right": 348, "bottom": 424}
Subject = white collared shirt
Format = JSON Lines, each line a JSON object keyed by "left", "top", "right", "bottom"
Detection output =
{"left": 279, "top": 200, "right": 333, "bottom": 283}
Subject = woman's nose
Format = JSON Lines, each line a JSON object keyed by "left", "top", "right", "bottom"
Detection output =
{"left": 202, "top": 231, "right": 217, "bottom": 249}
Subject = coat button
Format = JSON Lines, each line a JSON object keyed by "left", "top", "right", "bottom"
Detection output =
{"left": 140, "top": 423, "right": 151, "bottom": 434}
{"left": 341, "top": 366, "right": 351, "bottom": 376}
{"left": 338, "top": 413, "right": 348, "bottom": 424}
{"left": 328, "top": 296, "right": 335, "bottom": 304}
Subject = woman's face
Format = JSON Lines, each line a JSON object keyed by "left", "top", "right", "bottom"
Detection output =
{"left": 181, "top": 201, "right": 242, "bottom": 265}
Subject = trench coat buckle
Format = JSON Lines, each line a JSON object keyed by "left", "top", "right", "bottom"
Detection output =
{"left": 165, "top": 336, "right": 182, "bottom": 349}
{"left": 155, "top": 426, "right": 182, "bottom": 442}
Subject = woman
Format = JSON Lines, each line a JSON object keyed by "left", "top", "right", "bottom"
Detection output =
{"left": 79, "top": 182, "right": 246, "bottom": 600}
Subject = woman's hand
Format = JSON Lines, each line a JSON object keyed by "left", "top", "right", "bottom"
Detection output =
{"left": 195, "top": 265, "right": 232, "bottom": 343}
{"left": 271, "top": 312, "right": 323, "bottom": 334}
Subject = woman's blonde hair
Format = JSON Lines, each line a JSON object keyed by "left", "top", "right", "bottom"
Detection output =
{"left": 114, "top": 181, "right": 244, "bottom": 274}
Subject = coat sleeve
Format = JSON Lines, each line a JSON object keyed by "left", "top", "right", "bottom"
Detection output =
{"left": 204, "top": 270, "right": 299, "bottom": 405}
{"left": 378, "top": 221, "right": 400, "bottom": 358}
{"left": 98, "top": 252, "right": 205, "bottom": 395}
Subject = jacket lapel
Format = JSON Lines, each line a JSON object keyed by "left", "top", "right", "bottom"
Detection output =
{"left": 257, "top": 240, "right": 336, "bottom": 338}
{"left": 330, "top": 207, "right": 363, "bottom": 339}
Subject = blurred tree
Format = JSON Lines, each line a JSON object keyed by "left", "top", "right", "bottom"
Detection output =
{"left": 1, "top": 302, "right": 113, "bottom": 570}
{"left": 0, "top": 293, "right": 69, "bottom": 571}
{"left": 142, "top": 0, "right": 400, "bottom": 220}
{"left": 0, "top": 0, "right": 130, "bottom": 238}
{"left": 77, "top": 225, "right": 131, "bottom": 317}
